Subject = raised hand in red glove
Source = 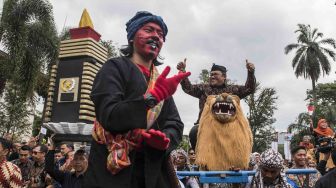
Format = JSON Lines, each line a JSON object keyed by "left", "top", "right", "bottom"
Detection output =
{"left": 141, "top": 129, "right": 170, "bottom": 150}
{"left": 149, "top": 66, "right": 191, "bottom": 102}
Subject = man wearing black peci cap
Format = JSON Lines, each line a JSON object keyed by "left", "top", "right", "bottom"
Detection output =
{"left": 177, "top": 59, "right": 256, "bottom": 150}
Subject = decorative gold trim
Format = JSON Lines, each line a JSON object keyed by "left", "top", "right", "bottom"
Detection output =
{"left": 49, "top": 78, "right": 56, "bottom": 83}
{"left": 50, "top": 73, "right": 57, "bottom": 78}
{"left": 61, "top": 38, "right": 107, "bottom": 53}
{"left": 82, "top": 75, "right": 95, "bottom": 82}
{"left": 47, "top": 92, "right": 54, "bottom": 96}
{"left": 45, "top": 111, "right": 51, "bottom": 116}
{"left": 48, "top": 87, "right": 55, "bottom": 92}
{"left": 82, "top": 70, "right": 96, "bottom": 78}
{"left": 81, "top": 94, "right": 91, "bottom": 100}
{"left": 49, "top": 82, "right": 55, "bottom": 87}
{"left": 60, "top": 44, "right": 107, "bottom": 59}
{"left": 79, "top": 115, "right": 95, "bottom": 121}
{"left": 83, "top": 66, "right": 98, "bottom": 74}
{"left": 46, "top": 102, "right": 53, "bottom": 106}
{"left": 80, "top": 99, "right": 94, "bottom": 106}
{"left": 80, "top": 104, "right": 95, "bottom": 111}
{"left": 81, "top": 89, "right": 91, "bottom": 96}
{"left": 45, "top": 106, "right": 52, "bottom": 112}
{"left": 83, "top": 62, "right": 100, "bottom": 71}
{"left": 81, "top": 85, "right": 92, "bottom": 90}
{"left": 59, "top": 51, "right": 106, "bottom": 64}
{"left": 81, "top": 79, "right": 93, "bottom": 85}
{"left": 79, "top": 109, "right": 95, "bottom": 116}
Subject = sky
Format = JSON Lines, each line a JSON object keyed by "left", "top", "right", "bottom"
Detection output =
{"left": 48, "top": 0, "right": 336, "bottom": 134}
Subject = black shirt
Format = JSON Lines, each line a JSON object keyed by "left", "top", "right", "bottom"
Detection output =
{"left": 45, "top": 150, "right": 83, "bottom": 188}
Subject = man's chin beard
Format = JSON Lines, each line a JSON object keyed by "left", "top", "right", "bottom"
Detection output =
{"left": 142, "top": 51, "right": 158, "bottom": 61}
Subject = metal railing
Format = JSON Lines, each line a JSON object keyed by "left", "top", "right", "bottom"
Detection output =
{"left": 176, "top": 169, "right": 317, "bottom": 184}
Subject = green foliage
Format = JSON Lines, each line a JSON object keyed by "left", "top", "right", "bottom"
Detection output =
{"left": 289, "top": 82, "right": 336, "bottom": 147}
{"left": 290, "top": 128, "right": 311, "bottom": 149}
{"left": 99, "top": 39, "right": 119, "bottom": 59}
{"left": 59, "top": 26, "right": 72, "bottom": 41}
{"left": 198, "top": 69, "right": 209, "bottom": 84}
{"left": 177, "top": 135, "right": 190, "bottom": 152}
{"left": 0, "top": 0, "right": 59, "bottom": 100}
{"left": 0, "top": 86, "right": 32, "bottom": 138}
{"left": 287, "top": 112, "right": 311, "bottom": 134}
{"left": 278, "top": 144, "right": 284, "bottom": 157}
{"left": 32, "top": 111, "right": 42, "bottom": 137}
{"left": 244, "top": 83, "right": 278, "bottom": 153}
{"left": 306, "top": 82, "right": 336, "bottom": 127}
{"left": 284, "top": 24, "right": 336, "bottom": 85}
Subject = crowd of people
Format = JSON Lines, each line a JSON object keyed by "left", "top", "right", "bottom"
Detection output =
{"left": 1, "top": 122, "right": 335, "bottom": 188}
{"left": 0, "top": 136, "right": 87, "bottom": 188}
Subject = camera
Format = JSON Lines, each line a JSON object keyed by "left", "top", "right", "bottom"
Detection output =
{"left": 316, "top": 137, "right": 336, "bottom": 153}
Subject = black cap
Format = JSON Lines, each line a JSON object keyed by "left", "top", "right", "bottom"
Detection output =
{"left": 211, "top": 63, "right": 227, "bottom": 73}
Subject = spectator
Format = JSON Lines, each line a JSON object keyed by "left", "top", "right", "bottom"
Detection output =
{"left": 188, "top": 149, "right": 196, "bottom": 165}
{"left": 287, "top": 146, "right": 321, "bottom": 187}
{"left": 30, "top": 144, "right": 48, "bottom": 188}
{"left": 248, "top": 152, "right": 260, "bottom": 170}
{"left": 172, "top": 149, "right": 200, "bottom": 188}
{"left": 299, "top": 135, "right": 314, "bottom": 150}
{"left": 12, "top": 145, "right": 33, "bottom": 186}
{"left": 315, "top": 148, "right": 336, "bottom": 188}
{"left": 46, "top": 138, "right": 87, "bottom": 188}
{"left": 311, "top": 119, "right": 335, "bottom": 169}
{"left": 249, "top": 149, "right": 293, "bottom": 188}
{"left": 60, "top": 151, "right": 74, "bottom": 172}
{"left": 54, "top": 149, "right": 62, "bottom": 168}
{"left": 0, "top": 137, "right": 23, "bottom": 187}
{"left": 8, "top": 142, "right": 21, "bottom": 161}
{"left": 59, "top": 143, "right": 74, "bottom": 167}
{"left": 27, "top": 137, "right": 38, "bottom": 149}
{"left": 316, "top": 149, "right": 335, "bottom": 175}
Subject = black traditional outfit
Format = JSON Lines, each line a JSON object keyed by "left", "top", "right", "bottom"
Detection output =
{"left": 83, "top": 57, "right": 184, "bottom": 188}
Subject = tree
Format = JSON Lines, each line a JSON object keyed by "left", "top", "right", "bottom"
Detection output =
{"left": 284, "top": 24, "right": 336, "bottom": 124}
{"left": 32, "top": 111, "right": 42, "bottom": 137}
{"left": 287, "top": 112, "right": 311, "bottom": 134}
{"left": 0, "top": 85, "right": 32, "bottom": 139}
{"left": 306, "top": 82, "right": 336, "bottom": 128}
{"left": 99, "top": 40, "right": 119, "bottom": 59}
{"left": 0, "top": 0, "right": 59, "bottom": 100}
{"left": 289, "top": 82, "right": 336, "bottom": 148}
{"left": 198, "top": 69, "right": 209, "bottom": 84}
{"left": 244, "top": 83, "right": 278, "bottom": 153}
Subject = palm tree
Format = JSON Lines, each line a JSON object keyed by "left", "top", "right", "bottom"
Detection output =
{"left": 284, "top": 24, "right": 336, "bottom": 103}
{"left": 287, "top": 112, "right": 311, "bottom": 134}
{"left": 0, "top": 0, "right": 59, "bottom": 101}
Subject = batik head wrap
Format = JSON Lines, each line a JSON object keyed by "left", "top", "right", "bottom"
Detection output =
{"left": 260, "top": 148, "right": 284, "bottom": 169}
{"left": 251, "top": 149, "right": 292, "bottom": 188}
{"left": 126, "top": 11, "right": 168, "bottom": 42}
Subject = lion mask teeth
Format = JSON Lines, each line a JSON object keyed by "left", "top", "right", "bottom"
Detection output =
{"left": 213, "top": 102, "right": 235, "bottom": 115}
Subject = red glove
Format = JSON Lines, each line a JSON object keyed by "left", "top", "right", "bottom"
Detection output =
{"left": 149, "top": 66, "right": 191, "bottom": 102}
{"left": 141, "top": 129, "right": 170, "bottom": 150}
